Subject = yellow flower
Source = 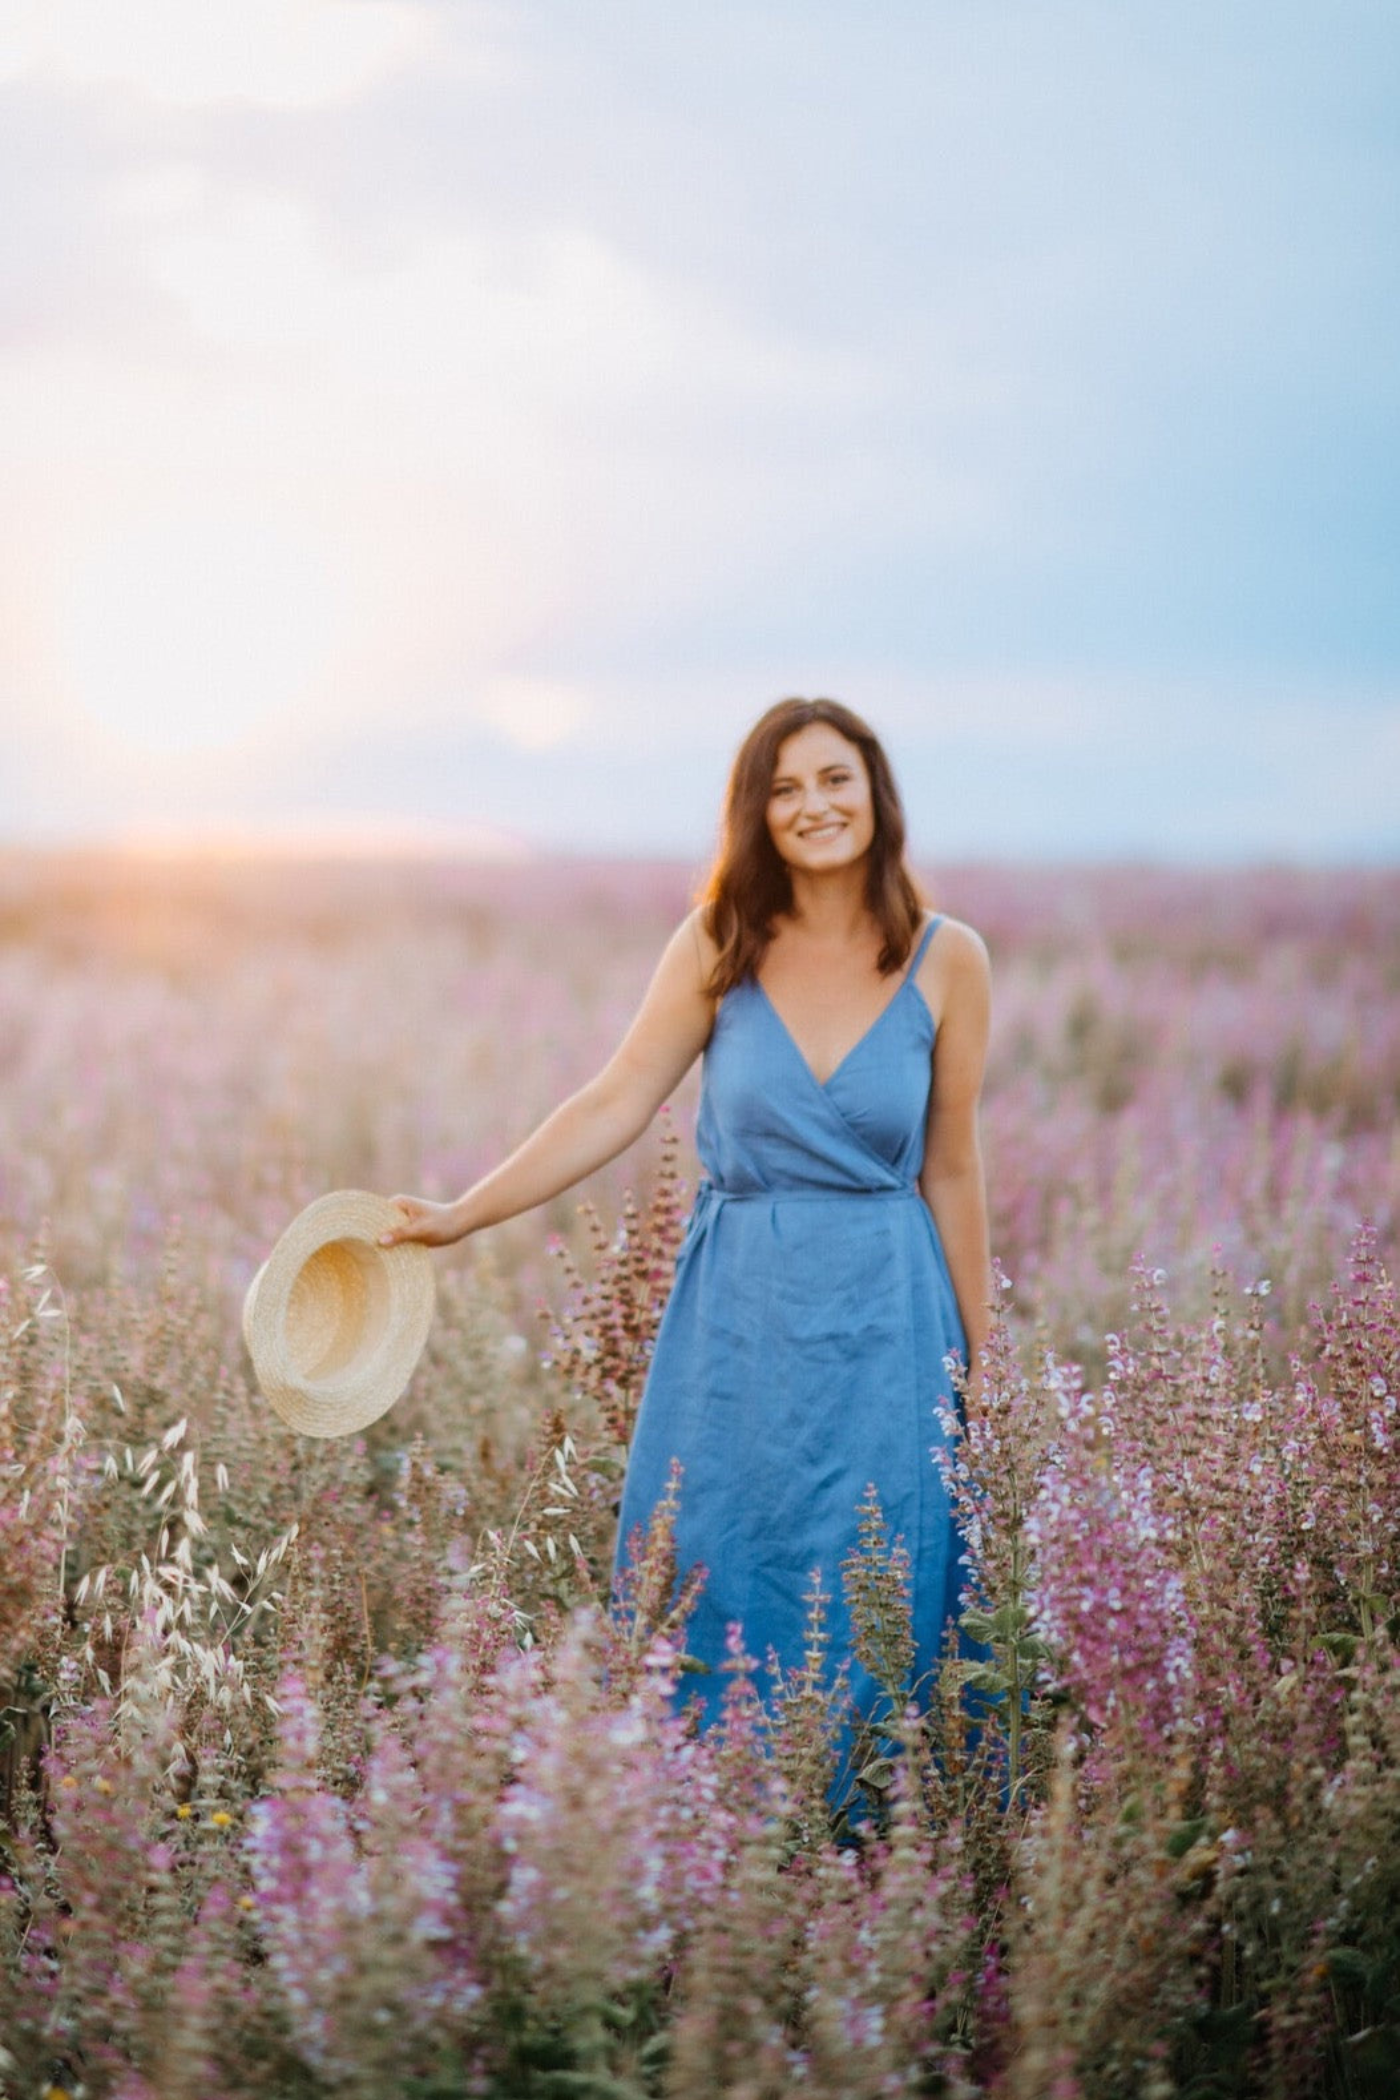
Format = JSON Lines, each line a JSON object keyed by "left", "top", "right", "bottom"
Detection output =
{"left": 176, "top": 1803, "right": 194, "bottom": 1820}
{"left": 238, "top": 1894, "right": 255, "bottom": 1911}
{"left": 93, "top": 1776, "right": 114, "bottom": 1794}
{"left": 57, "top": 1774, "right": 78, "bottom": 1790}
{"left": 209, "top": 1809, "right": 234, "bottom": 1828}
{"left": 43, "top": 2087, "right": 74, "bottom": 2099}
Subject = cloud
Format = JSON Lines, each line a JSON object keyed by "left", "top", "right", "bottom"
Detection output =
{"left": 134, "top": 178, "right": 876, "bottom": 433}
{"left": 57, "top": 507, "right": 351, "bottom": 753}
{"left": 476, "top": 678, "right": 594, "bottom": 753}
{"left": 0, "top": 0, "right": 435, "bottom": 110}
{"left": 3, "top": 151, "right": 892, "bottom": 754}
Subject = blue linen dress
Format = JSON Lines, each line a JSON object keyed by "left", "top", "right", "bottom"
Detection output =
{"left": 614, "top": 915, "right": 968, "bottom": 1731}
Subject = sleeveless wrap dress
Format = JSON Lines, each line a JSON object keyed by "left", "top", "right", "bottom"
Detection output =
{"left": 614, "top": 915, "right": 968, "bottom": 1728}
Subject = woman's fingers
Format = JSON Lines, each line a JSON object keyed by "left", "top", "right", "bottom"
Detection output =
{"left": 377, "top": 1196, "right": 467, "bottom": 1248}
{"left": 378, "top": 1197, "right": 423, "bottom": 1247}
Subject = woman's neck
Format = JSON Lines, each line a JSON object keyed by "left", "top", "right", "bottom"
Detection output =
{"left": 782, "top": 862, "right": 873, "bottom": 942}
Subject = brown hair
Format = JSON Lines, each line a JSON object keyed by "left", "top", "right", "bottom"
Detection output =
{"left": 700, "top": 697, "right": 925, "bottom": 998}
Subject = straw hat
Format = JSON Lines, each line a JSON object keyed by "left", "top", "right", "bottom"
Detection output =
{"left": 242, "top": 1191, "right": 435, "bottom": 1438}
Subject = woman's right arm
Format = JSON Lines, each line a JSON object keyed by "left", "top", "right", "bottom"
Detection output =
{"left": 379, "top": 911, "right": 716, "bottom": 1249}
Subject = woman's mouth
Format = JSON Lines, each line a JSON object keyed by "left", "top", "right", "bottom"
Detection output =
{"left": 800, "top": 821, "right": 844, "bottom": 842}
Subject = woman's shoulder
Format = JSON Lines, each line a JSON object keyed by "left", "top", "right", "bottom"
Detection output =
{"left": 662, "top": 904, "right": 722, "bottom": 999}
{"left": 923, "top": 911, "right": 988, "bottom": 970}
{"left": 915, "top": 911, "right": 990, "bottom": 1009}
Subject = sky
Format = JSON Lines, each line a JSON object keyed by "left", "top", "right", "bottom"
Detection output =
{"left": 1, "top": 0, "right": 1397, "bottom": 862}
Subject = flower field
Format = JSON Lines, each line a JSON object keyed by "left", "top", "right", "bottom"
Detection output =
{"left": 2, "top": 849, "right": 1398, "bottom": 2099}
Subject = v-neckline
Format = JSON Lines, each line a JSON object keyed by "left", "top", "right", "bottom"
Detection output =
{"left": 753, "top": 973, "right": 913, "bottom": 1092}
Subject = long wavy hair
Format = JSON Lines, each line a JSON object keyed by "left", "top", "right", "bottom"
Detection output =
{"left": 700, "top": 697, "right": 925, "bottom": 998}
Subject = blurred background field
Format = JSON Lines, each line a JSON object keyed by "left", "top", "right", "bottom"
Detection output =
{"left": 2, "top": 846, "right": 1395, "bottom": 1390}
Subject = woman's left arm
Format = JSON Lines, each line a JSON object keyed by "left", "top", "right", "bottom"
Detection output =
{"left": 918, "top": 920, "right": 993, "bottom": 1376}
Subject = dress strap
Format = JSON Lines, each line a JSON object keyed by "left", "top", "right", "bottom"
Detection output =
{"left": 902, "top": 912, "right": 943, "bottom": 982}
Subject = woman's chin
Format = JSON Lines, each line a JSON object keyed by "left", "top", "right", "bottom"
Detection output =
{"left": 788, "top": 842, "right": 868, "bottom": 876}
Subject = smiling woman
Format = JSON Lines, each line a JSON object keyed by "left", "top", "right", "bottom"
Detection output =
{"left": 379, "top": 696, "right": 993, "bottom": 1789}
{"left": 59, "top": 513, "right": 344, "bottom": 756}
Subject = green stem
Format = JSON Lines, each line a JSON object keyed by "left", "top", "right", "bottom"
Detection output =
{"left": 1358, "top": 1557, "right": 1375, "bottom": 1645}
{"left": 1007, "top": 1530, "right": 1023, "bottom": 1803}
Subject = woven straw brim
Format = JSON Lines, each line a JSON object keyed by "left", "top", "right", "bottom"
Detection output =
{"left": 242, "top": 1190, "right": 435, "bottom": 1438}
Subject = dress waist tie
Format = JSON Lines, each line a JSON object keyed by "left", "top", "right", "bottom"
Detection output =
{"left": 696, "top": 1180, "right": 920, "bottom": 1205}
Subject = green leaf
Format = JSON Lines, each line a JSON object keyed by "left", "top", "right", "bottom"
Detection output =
{"left": 1165, "top": 1815, "right": 1212, "bottom": 1860}
{"left": 959, "top": 1608, "right": 999, "bottom": 1644}
{"left": 1324, "top": 1945, "right": 1373, "bottom": 1989}
{"left": 539, "top": 2074, "right": 653, "bottom": 2099}
{"left": 958, "top": 1663, "right": 1013, "bottom": 1697}
{"left": 1177, "top": 2001, "right": 1253, "bottom": 2084}
{"left": 987, "top": 1601, "right": 1033, "bottom": 1640}
{"left": 961, "top": 1602, "right": 1034, "bottom": 1644}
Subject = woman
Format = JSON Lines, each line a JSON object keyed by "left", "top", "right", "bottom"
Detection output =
{"left": 381, "top": 697, "right": 992, "bottom": 1735}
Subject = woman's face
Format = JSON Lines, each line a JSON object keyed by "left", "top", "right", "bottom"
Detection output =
{"left": 765, "top": 721, "right": 876, "bottom": 875}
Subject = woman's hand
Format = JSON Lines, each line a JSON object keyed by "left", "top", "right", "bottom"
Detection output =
{"left": 378, "top": 1196, "right": 469, "bottom": 1249}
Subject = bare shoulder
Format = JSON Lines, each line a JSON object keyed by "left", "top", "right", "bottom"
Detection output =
{"left": 916, "top": 912, "right": 990, "bottom": 1024}
{"left": 641, "top": 905, "right": 720, "bottom": 1011}
{"left": 606, "top": 905, "right": 718, "bottom": 1094}
{"left": 672, "top": 903, "right": 721, "bottom": 990}
{"left": 930, "top": 913, "right": 989, "bottom": 976}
